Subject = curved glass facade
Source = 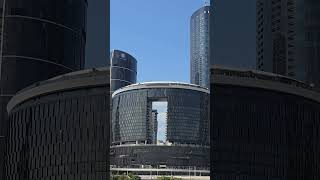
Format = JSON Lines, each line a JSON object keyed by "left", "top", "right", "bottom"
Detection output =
{"left": 5, "top": 68, "right": 110, "bottom": 180}
{"left": 1, "top": 0, "right": 87, "bottom": 91}
{"left": 112, "top": 84, "right": 209, "bottom": 146}
{"left": 0, "top": 1, "right": 87, "bottom": 178}
{"left": 190, "top": 6, "right": 211, "bottom": 88}
{"left": 112, "top": 83, "right": 209, "bottom": 169}
{"left": 210, "top": 67, "right": 320, "bottom": 179}
{"left": 110, "top": 50, "right": 137, "bottom": 93}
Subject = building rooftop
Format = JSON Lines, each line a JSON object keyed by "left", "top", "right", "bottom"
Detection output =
{"left": 7, "top": 67, "right": 110, "bottom": 113}
{"left": 112, "top": 81, "right": 210, "bottom": 97}
{"left": 211, "top": 65, "right": 320, "bottom": 103}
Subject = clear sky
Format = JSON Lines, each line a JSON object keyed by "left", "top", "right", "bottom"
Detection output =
{"left": 111, "top": 0, "right": 207, "bottom": 83}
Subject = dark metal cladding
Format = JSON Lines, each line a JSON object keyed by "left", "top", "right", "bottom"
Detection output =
{"left": 5, "top": 68, "right": 110, "bottom": 180}
{"left": 210, "top": 66, "right": 320, "bottom": 179}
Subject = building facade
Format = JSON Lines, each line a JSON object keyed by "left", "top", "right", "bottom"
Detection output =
{"left": 86, "top": 0, "right": 110, "bottom": 68}
{"left": 5, "top": 67, "right": 110, "bottom": 180}
{"left": 190, "top": 6, "right": 211, "bottom": 88}
{"left": 111, "top": 82, "right": 209, "bottom": 168}
{"left": 0, "top": 1, "right": 87, "bottom": 178}
{"left": 210, "top": 66, "right": 320, "bottom": 179}
{"left": 110, "top": 50, "right": 137, "bottom": 94}
{"left": 256, "top": 0, "right": 320, "bottom": 87}
{"left": 209, "top": 0, "right": 256, "bottom": 68}
{"left": 111, "top": 145, "right": 210, "bottom": 169}
{"left": 112, "top": 82, "right": 209, "bottom": 146}
{"left": 150, "top": 110, "right": 158, "bottom": 144}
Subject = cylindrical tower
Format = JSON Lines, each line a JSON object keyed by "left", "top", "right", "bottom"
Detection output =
{"left": 6, "top": 67, "right": 110, "bottom": 180}
{"left": 0, "top": 1, "right": 87, "bottom": 178}
{"left": 190, "top": 6, "right": 211, "bottom": 88}
{"left": 110, "top": 50, "right": 137, "bottom": 94}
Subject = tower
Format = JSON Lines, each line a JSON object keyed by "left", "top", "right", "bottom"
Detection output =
{"left": 110, "top": 50, "right": 137, "bottom": 94}
{"left": 0, "top": 0, "right": 87, "bottom": 178}
{"left": 257, "top": 0, "right": 320, "bottom": 87}
{"left": 190, "top": 6, "right": 211, "bottom": 88}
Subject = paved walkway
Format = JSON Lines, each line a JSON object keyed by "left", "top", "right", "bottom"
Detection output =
{"left": 139, "top": 175, "right": 210, "bottom": 180}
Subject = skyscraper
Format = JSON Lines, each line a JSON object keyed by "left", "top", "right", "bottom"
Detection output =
{"left": 150, "top": 110, "right": 158, "bottom": 144}
{"left": 0, "top": 1, "right": 87, "bottom": 179}
{"left": 257, "top": 0, "right": 320, "bottom": 87}
{"left": 190, "top": 6, "right": 211, "bottom": 88}
{"left": 110, "top": 50, "right": 137, "bottom": 94}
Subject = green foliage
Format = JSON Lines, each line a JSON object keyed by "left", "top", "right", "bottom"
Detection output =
{"left": 112, "top": 173, "right": 141, "bottom": 180}
{"left": 157, "top": 176, "right": 181, "bottom": 180}
{"left": 128, "top": 172, "right": 141, "bottom": 180}
{"left": 112, "top": 174, "right": 128, "bottom": 180}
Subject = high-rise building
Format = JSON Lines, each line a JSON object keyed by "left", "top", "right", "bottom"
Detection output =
{"left": 190, "top": 6, "right": 211, "bottom": 88}
{"left": 149, "top": 110, "right": 158, "bottom": 144}
{"left": 110, "top": 50, "right": 137, "bottom": 94}
{"left": 256, "top": 0, "right": 320, "bottom": 87}
{"left": 0, "top": 1, "right": 87, "bottom": 179}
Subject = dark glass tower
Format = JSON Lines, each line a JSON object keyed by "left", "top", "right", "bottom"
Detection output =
{"left": 257, "top": 0, "right": 320, "bottom": 87}
{"left": 190, "top": 6, "right": 211, "bottom": 88}
{"left": 110, "top": 50, "right": 137, "bottom": 94}
{"left": 0, "top": 0, "right": 87, "bottom": 179}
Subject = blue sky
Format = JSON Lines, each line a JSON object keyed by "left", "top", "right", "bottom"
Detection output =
{"left": 111, "top": 0, "right": 207, "bottom": 83}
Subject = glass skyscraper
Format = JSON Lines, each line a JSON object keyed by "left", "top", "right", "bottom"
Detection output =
{"left": 110, "top": 50, "right": 137, "bottom": 94}
{"left": 0, "top": 1, "right": 87, "bottom": 179}
{"left": 190, "top": 6, "right": 211, "bottom": 88}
